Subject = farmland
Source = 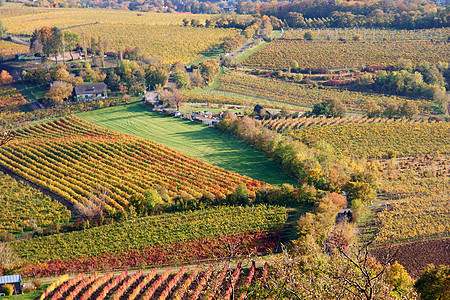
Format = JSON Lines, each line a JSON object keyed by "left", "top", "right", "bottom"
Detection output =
{"left": 12, "top": 205, "right": 286, "bottom": 270}
{"left": 261, "top": 115, "right": 432, "bottom": 133}
{"left": 0, "top": 3, "right": 238, "bottom": 64}
{"left": 0, "top": 87, "right": 27, "bottom": 111}
{"left": 242, "top": 39, "right": 450, "bottom": 69}
{"left": 78, "top": 102, "right": 296, "bottom": 186}
{"left": 0, "top": 172, "right": 71, "bottom": 232}
{"left": 289, "top": 121, "right": 450, "bottom": 158}
{"left": 217, "top": 72, "right": 425, "bottom": 112}
{"left": 40, "top": 262, "right": 268, "bottom": 300}
{"left": 0, "top": 116, "right": 266, "bottom": 214}
{"left": 0, "top": 40, "right": 29, "bottom": 56}
{"left": 283, "top": 27, "right": 450, "bottom": 42}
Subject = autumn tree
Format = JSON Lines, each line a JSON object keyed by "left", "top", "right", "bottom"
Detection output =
{"left": 173, "top": 70, "right": 190, "bottom": 89}
{"left": 144, "top": 66, "right": 169, "bottom": 90}
{"left": 46, "top": 81, "right": 73, "bottom": 104}
{"left": 0, "top": 70, "right": 13, "bottom": 85}
{"left": 30, "top": 26, "right": 62, "bottom": 61}
{"left": 63, "top": 31, "right": 80, "bottom": 61}
{"left": 414, "top": 264, "right": 450, "bottom": 300}
{"left": 159, "top": 89, "right": 186, "bottom": 111}
{"left": 200, "top": 59, "right": 219, "bottom": 85}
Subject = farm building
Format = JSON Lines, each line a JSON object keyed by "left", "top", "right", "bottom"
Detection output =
{"left": 74, "top": 83, "right": 108, "bottom": 100}
{"left": 0, "top": 274, "right": 22, "bottom": 295}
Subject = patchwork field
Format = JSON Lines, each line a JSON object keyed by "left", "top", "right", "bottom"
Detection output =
{"left": 0, "top": 3, "right": 238, "bottom": 64}
{"left": 78, "top": 102, "right": 296, "bottom": 186}
{"left": 13, "top": 205, "right": 286, "bottom": 275}
{"left": 0, "top": 116, "right": 268, "bottom": 215}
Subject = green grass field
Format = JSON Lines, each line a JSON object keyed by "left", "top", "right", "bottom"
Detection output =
{"left": 78, "top": 102, "right": 296, "bottom": 186}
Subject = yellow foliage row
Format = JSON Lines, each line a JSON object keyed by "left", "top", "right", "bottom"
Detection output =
{"left": 0, "top": 40, "right": 28, "bottom": 56}
{"left": 243, "top": 40, "right": 450, "bottom": 69}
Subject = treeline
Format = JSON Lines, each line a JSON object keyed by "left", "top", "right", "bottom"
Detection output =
{"left": 215, "top": 113, "right": 380, "bottom": 219}
{"left": 27, "top": 0, "right": 449, "bottom": 29}
{"left": 240, "top": 0, "right": 450, "bottom": 29}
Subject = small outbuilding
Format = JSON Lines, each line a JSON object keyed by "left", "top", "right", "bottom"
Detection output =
{"left": 74, "top": 83, "right": 108, "bottom": 100}
{"left": 0, "top": 274, "right": 22, "bottom": 295}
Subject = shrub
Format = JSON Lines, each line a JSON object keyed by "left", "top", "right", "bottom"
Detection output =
{"left": 32, "top": 279, "right": 43, "bottom": 290}
{"left": 2, "top": 283, "right": 14, "bottom": 296}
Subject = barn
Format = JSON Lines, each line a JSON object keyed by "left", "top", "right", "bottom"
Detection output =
{"left": 0, "top": 274, "right": 22, "bottom": 295}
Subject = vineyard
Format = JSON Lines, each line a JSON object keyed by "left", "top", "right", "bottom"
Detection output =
{"left": 40, "top": 261, "right": 268, "bottom": 300}
{"left": 12, "top": 205, "right": 286, "bottom": 275}
{"left": 0, "top": 40, "right": 29, "bottom": 56}
{"left": 261, "top": 115, "right": 433, "bottom": 133}
{"left": 0, "top": 116, "right": 265, "bottom": 214}
{"left": 0, "top": 3, "right": 210, "bottom": 35}
{"left": 289, "top": 121, "right": 450, "bottom": 158}
{"left": 71, "top": 24, "right": 239, "bottom": 64}
{"left": 283, "top": 27, "right": 450, "bottom": 42}
{"left": 242, "top": 39, "right": 450, "bottom": 69}
{"left": 0, "top": 172, "right": 71, "bottom": 232}
{"left": 217, "top": 72, "right": 423, "bottom": 112}
{"left": 0, "top": 3, "right": 238, "bottom": 64}
{"left": 0, "top": 87, "right": 27, "bottom": 111}
{"left": 374, "top": 178, "right": 449, "bottom": 244}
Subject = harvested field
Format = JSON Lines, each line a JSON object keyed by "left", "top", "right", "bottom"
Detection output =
{"left": 371, "top": 238, "right": 450, "bottom": 278}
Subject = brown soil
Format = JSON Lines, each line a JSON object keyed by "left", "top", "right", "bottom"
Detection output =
{"left": 371, "top": 238, "right": 450, "bottom": 278}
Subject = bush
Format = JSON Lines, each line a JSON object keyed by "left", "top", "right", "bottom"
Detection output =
{"left": 0, "top": 231, "right": 14, "bottom": 242}
{"left": 2, "top": 283, "right": 14, "bottom": 296}
{"left": 32, "top": 278, "right": 43, "bottom": 290}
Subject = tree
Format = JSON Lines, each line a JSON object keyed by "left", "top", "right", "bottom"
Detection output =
{"left": 311, "top": 99, "right": 346, "bottom": 118}
{"left": 145, "top": 66, "right": 169, "bottom": 90}
{"left": 0, "top": 20, "right": 7, "bottom": 37}
{"left": 0, "top": 70, "right": 13, "bottom": 85}
{"left": 63, "top": 31, "right": 80, "bottom": 61}
{"left": 46, "top": 81, "right": 73, "bottom": 104}
{"left": 0, "top": 131, "right": 14, "bottom": 147}
{"left": 30, "top": 27, "right": 62, "bottom": 62}
{"left": 50, "top": 64, "right": 70, "bottom": 82}
{"left": 399, "top": 101, "right": 419, "bottom": 118}
{"left": 414, "top": 264, "right": 450, "bottom": 300}
{"left": 173, "top": 70, "right": 190, "bottom": 89}
{"left": 364, "top": 99, "right": 382, "bottom": 118}
{"left": 0, "top": 242, "right": 23, "bottom": 275}
{"left": 200, "top": 59, "right": 219, "bottom": 85}
{"left": 386, "top": 261, "right": 414, "bottom": 298}
{"left": 304, "top": 30, "right": 314, "bottom": 40}
{"left": 104, "top": 69, "right": 121, "bottom": 92}
{"left": 190, "top": 69, "right": 204, "bottom": 87}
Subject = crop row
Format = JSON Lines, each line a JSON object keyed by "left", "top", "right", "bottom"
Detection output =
{"left": 261, "top": 115, "right": 431, "bottom": 133}
{"left": 0, "top": 116, "right": 264, "bottom": 213}
{"left": 12, "top": 205, "right": 287, "bottom": 264}
{"left": 242, "top": 39, "right": 450, "bottom": 69}
{"left": 0, "top": 87, "right": 27, "bottom": 110}
{"left": 0, "top": 172, "right": 71, "bottom": 231}
{"left": 375, "top": 189, "right": 449, "bottom": 243}
{"left": 0, "top": 40, "right": 29, "bottom": 56}
{"left": 41, "top": 261, "right": 267, "bottom": 300}
{"left": 283, "top": 27, "right": 450, "bottom": 42}
{"left": 218, "top": 73, "right": 422, "bottom": 112}
{"left": 289, "top": 122, "right": 450, "bottom": 158}
{"left": 26, "top": 230, "right": 279, "bottom": 277}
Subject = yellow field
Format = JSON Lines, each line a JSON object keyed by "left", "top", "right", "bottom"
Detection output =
{"left": 0, "top": 40, "right": 28, "bottom": 56}
{"left": 0, "top": 3, "right": 239, "bottom": 63}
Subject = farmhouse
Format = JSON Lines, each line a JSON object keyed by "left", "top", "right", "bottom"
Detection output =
{"left": 74, "top": 83, "right": 108, "bottom": 100}
{"left": 0, "top": 274, "right": 22, "bottom": 295}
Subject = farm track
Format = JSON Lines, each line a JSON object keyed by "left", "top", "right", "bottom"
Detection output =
{"left": 0, "top": 164, "right": 78, "bottom": 216}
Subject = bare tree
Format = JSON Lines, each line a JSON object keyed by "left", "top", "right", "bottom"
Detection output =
{"left": 0, "top": 130, "right": 14, "bottom": 147}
